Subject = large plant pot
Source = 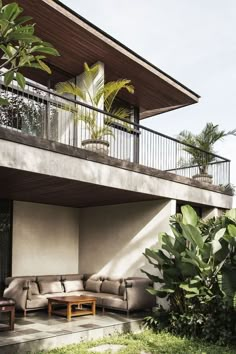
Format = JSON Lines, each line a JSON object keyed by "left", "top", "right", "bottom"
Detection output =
{"left": 82, "top": 139, "right": 109, "bottom": 156}
{"left": 193, "top": 173, "right": 213, "bottom": 184}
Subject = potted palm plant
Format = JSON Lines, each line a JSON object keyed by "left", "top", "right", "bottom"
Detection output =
{"left": 56, "top": 62, "right": 134, "bottom": 155}
{"left": 178, "top": 123, "right": 236, "bottom": 184}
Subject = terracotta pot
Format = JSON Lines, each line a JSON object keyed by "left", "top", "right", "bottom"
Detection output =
{"left": 193, "top": 173, "right": 213, "bottom": 184}
{"left": 81, "top": 139, "right": 109, "bottom": 155}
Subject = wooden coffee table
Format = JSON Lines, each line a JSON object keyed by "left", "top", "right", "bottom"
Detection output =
{"left": 48, "top": 295, "right": 96, "bottom": 321}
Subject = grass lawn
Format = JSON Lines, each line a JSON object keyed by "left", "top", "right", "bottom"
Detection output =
{"left": 38, "top": 330, "right": 236, "bottom": 354}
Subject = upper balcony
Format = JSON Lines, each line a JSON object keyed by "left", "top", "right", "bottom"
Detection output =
{"left": 0, "top": 79, "right": 231, "bottom": 194}
{"left": 0, "top": 0, "right": 232, "bottom": 208}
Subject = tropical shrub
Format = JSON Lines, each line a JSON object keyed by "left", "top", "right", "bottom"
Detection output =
{"left": 143, "top": 205, "right": 236, "bottom": 345}
{"left": 0, "top": 1, "right": 59, "bottom": 104}
{"left": 177, "top": 123, "right": 236, "bottom": 175}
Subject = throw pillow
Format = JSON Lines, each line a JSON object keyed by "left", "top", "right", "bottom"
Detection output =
{"left": 101, "top": 280, "right": 120, "bottom": 295}
{"left": 63, "top": 280, "right": 84, "bottom": 293}
{"left": 85, "top": 279, "right": 102, "bottom": 293}
{"left": 38, "top": 281, "right": 63, "bottom": 295}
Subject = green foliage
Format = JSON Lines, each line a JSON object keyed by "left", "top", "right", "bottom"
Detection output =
{"left": 56, "top": 62, "right": 134, "bottom": 141}
{"left": 146, "top": 297, "right": 236, "bottom": 346}
{"left": 178, "top": 123, "right": 236, "bottom": 174}
{"left": 0, "top": 91, "right": 58, "bottom": 137}
{"left": 143, "top": 205, "right": 236, "bottom": 345}
{"left": 36, "top": 330, "right": 236, "bottom": 354}
{"left": 0, "top": 1, "right": 59, "bottom": 97}
{"left": 219, "top": 183, "right": 235, "bottom": 196}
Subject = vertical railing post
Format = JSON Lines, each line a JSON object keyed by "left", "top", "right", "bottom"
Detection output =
{"left": 44, "top": 79, "right": 51, "bottom": 139}
{"left": 133, "top": 106, "right": 140, "bottom": 163}
{"left": 228, "top": 161, "right": 230, "bottom": 185}
{"left": 73, "top": 78, "right": 78, "bottom": 147}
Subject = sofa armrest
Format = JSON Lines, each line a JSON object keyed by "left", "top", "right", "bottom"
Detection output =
{"left": 125, "top": 278, "right": 156, "bottom": 311}
{"left": 3, "top": 279, "right": 29, "bottom": 311}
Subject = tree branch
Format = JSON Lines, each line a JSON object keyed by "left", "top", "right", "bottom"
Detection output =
{"left": 0, "top": 47, "right": 22, "bottom": 70}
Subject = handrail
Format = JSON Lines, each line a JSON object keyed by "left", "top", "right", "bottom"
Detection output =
{"left": 0, "top": 79, "right": 230, "bottom": 163}
{"left": 166, "top": 159, "right": 227, "bottom": 172}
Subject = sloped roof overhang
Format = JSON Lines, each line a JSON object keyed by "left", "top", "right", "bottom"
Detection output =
{"left": 7, "top": 0, "right": 200, "bottom": 119}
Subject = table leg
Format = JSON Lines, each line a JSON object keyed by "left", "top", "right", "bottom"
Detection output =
{"left": 67, "top": 303, "right": 72, "bottom": 321}
{"left": 48, "top": 300, "right": 52, "bottom": 317}
{"left": 92, "top": 300, "right": 96, "bottom": 315}
{"left": 10, "top": 307, "right": 15, "bottom": 330}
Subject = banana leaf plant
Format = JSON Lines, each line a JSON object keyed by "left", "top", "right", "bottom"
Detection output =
{"left": 142, "top": 205, "right": 236, "bottom": 313}
{"left": 0, "top": 1, "right": 59, "bottom": 105}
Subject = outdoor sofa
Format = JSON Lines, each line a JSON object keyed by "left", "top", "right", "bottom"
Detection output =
{"left": 3, "top": 274, "right": 156, "bottom": 316}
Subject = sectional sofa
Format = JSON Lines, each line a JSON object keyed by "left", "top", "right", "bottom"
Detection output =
{"left": 3, "top": 274, "right": 156, "bottom": 316}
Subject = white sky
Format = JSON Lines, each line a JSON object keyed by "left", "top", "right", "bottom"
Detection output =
{"left": 62, "top": 0, "right": 236, "bottom": 205}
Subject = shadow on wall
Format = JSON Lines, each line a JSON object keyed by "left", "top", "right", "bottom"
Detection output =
{"left": 79, "top": 199, "right": 175, "bottom": 277}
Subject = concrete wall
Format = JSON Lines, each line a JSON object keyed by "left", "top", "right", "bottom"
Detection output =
{"left": 79, "top": 199, "right": 176, "bottom": 277}
{"left": 12, "top": 201, "right": 79, "bottom": 276}
{"left": 202, "top": 207, "right": 225, "bottom": 219}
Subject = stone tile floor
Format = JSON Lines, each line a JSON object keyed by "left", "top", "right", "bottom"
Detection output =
{"left": 0, "top": 309, "right": 145, "bottom": 354}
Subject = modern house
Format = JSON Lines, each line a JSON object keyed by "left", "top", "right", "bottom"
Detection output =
{"left": 0, "top": 0, "right": 233, "bottom": 296}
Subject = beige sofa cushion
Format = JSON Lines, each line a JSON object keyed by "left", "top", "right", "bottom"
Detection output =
{"left": 27, "top": 292, "right": 63, "bottom": 309}
{"left": 38, "top": 281, "right": 63, "bottom": 295}
{"left": 63, "top": 280, "right": 84, "bottom": 293}
{"left": 30, "top": 281, "right": 40, "bottom": 295}
{"left": 101, "top": 280, "right": 120, "bottom": 295}
{"left": 102, "top": 295, "right": 128, "bottom": 310}
{"left": 85, "top": 279, "right": 102, "bottom": 293}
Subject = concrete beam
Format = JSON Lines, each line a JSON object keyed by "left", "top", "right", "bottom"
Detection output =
{"left": 0, "top": 139, "right": 232, "bottom": 209}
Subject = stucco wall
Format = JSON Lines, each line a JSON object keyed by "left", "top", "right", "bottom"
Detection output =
{"left": 79, "top": 199, "right": 176, "bottom": 277}
{"left": 12, "top": 201, "right": 80, "bottom": 276}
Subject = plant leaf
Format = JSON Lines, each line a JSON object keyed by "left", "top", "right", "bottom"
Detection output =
{"left": 181, "top": 205, "right": 198, "bottom": 226}
{"left": 0, "top": 97, "right": 9, "bottom": 105}
{"left": 2, "top": 3, "right": 22, "bottom": 22}
{"left": 228, "top": 224, "right": 236, "bottom": 237}
{"left": 36, "top": 59, "right": 52, "bottom": 74}
{"left": 181, "top": 224, "right": 204, "bottom": 249}
{"left": 30, "top": 45, "right": 59, "bottom": 56}
{"left": 225, "top": 208, "right": 236, "bottom": 221}
{"left": 4, "top": 71, "right": 14, "bottom": 86}
{"left": 15, "top": 72, "right": 25, "bottom": 89}
{"left": 214, "top": 228, "right": 226, "bottom": 241}
{"left": 141, "top": 269, "right": 164, "bottom": 283}
{"left": 211, "top": 239, "right": 222, "bottom": 254}
{"left": 8, "top": 32, "right": 41, "bottom": 42}
{"left": 14, "top": 15, "right": 33, "bottom": 26}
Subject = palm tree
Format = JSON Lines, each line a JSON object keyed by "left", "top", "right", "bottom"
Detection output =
{"left": 56, "top": 62, "right": 134, "bottom": 142}
{"left": 178, "top": 123, "right": 236, "bottom": 175}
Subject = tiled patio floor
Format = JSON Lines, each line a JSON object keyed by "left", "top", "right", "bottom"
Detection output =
{"left": 0, "top": 309, "right": 145, "bottom": 354}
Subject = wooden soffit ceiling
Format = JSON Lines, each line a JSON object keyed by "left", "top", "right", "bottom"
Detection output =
{"left": 8, "top": 0, "right": 200, "bottom": 119}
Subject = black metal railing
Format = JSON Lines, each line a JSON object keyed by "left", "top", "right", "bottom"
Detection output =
{"left": 0, "top": 79, "right": 230, "bottom": 186}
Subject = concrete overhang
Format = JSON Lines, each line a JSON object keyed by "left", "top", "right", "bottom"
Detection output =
{"left": 6, "top": 0, "right": 200, "bottom": 119}
{"left": 0, "top": 131, "right": 232, "bottom": 210}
